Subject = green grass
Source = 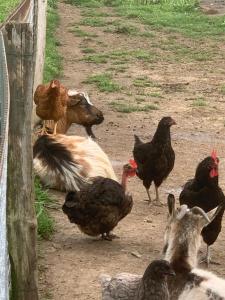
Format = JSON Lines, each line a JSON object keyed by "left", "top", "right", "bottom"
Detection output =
{"left": 80, "top": 17, "right": 108, "bottom": 27}
{"left": 64, "top": 0, "right": 102, "bottom": 7}
{"left": 133, "top": 49, "right": 156, "bottom": 62}
{"left": 114, "top": 23, "right": 140, "bottom": 34}
{"left": 83, "top": 49, "right": 158, "bottom": 65}
{"left": 133, "top": 76, "right": 156, "bottom": 88}
{"left": 83, "top": 53, "right": 109, "bottom": 63}
{"left": 192, "top": 97, "right": 207, "bottom": 107}
{"left": 44, "top": 0, "right": 62, "bottom": 82}
{"left": 83, "top": 50, "right": 130, "bottom": 64}
{"left": 67, "top": 0, "right": 225, "bottom": 40}
{"left": 110, "top": 101, "right": 159, "bottom": 112}
{"left": 149, "top": 92, "right": 163, "bottom": 98}
{"left": 69, "top": 26, "right": 98, "bottom": 37}
{"left": 82, "top": 47, "right": 96, "bottom": 53}
{"left": 35, "top": 178, "right": 55, "bottom": 240}
{"left": 0, "top": 0, "right": 20, "bottom": 23}
{"left": 81, "top": 10, "right": 111, "bottom": 17}
{"left": 115, "top": 2, "right": 225, "bottom": 40}
{"left": 84, "top": 73, "right": 121, "bottom": 92}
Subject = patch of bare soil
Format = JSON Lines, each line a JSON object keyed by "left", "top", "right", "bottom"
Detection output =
{"left": 39, "top": 2, "right": 225, "bottom": 299}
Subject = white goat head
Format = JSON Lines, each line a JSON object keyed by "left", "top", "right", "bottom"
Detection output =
{"left": 163, "top": 194, "right": 220, "bottom": 273}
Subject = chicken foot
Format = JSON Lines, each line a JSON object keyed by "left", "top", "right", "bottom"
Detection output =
{"left": 35, "top": 120, "right": 48, "bottom": 136}
{"left": 101, "top": 232, "right": 120, "bottom": 241}
{"left": 144, "top": 186, "right": 163, "bottom": 206}
{"left": 152, "top": 186, "right": 164, "bottom": 206}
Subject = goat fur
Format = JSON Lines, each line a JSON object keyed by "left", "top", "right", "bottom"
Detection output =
{"left": 164, "top": 195, "right": 225, "bottom": 300}
{"left": 33, "top": 134, "right": 117, "bottom": 191}
{"left": 178, "top": 268, "right": 225, "bottom": 299}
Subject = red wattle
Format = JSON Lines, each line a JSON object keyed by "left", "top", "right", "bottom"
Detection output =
{"left": 210, "top": 168, "right": 218, "bottom": 178}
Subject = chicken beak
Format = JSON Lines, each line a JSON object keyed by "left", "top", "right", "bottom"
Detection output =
{"left": 50, "top": 80, "right": 57, "bottom": 88}
{"left": 170, "top": 119, "right": 176, "bottom": 126}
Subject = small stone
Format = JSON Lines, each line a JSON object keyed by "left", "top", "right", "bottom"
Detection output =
{"left": 131, "top": 251, "right": 142, "bottom": 258}
{"left": 144, "top": 218, "right": 152, "bottom": 223}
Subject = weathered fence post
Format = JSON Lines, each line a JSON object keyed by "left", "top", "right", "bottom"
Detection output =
{"left": 0, "top": 31, "right": 10, "bottom": 300}
{"left": 33, "top": 0, "right": 47, "bottom": 127}
{"left": 4, "top": 23, "right": 39, "bottom": 300}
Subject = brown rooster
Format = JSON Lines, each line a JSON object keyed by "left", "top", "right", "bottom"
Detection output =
{"left": 62, "top": 160, "right": 137, "bottom": 240}
{"left": 34, "top": 79, "right": 69, "bottom": 135}
{"left": 133, "top": 117, "right": 176, "bottom": 205}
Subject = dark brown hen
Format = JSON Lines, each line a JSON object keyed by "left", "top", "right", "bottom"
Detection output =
{"left": 179, "top": 152, "right": 225, "bottom": 266}
{"left": 135, "top": 260, "right": 175, "bottom": 300}
{"left": 100, "top": 259, "right": 175, "bottom": 300}
{"left": 62, "top": 161, "right": 137, "bottom": 240}
{"left": 133, "top": 116, "right": 176, "bottom": 205}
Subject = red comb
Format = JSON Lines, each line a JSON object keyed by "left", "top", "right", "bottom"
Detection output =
{"left": 211, "top": 149, "right": 217, "bottom": 162}
{"left": 129, "top": 159, "right": 137, "bottom": 168}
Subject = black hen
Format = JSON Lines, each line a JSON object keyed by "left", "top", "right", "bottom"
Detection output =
{"left": 133, "top": 116, "right": 176, "bottom": 205}
{"left": 62, "top": 161, "right": 136, "bottom": 240}
{"left": 179, "top": 152, "right": 225, "bottom": 265}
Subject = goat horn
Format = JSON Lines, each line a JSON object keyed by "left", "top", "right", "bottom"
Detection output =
{"left": 191, "top": 207, "right": 210, "bottom": 223}
{"left": 176, "top": 205, "right": 188, "bottom": 220}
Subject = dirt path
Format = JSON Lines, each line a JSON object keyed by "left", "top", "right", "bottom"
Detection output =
{"left": 39, "top": 2, "right": 225, "bottom": 299}
{"left": 200, "top": 0, "right": 225, "bottom": 14}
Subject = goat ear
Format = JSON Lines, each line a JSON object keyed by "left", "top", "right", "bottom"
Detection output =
{"left": 167, "top": 194, "right": 176, "bottom": 216}
{"left": 67, "top": 95, "right": 81, "bottom": 107}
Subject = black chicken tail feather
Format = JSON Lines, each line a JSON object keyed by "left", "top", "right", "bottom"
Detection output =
{"left": 134, "top": 134, "right": 143, "bottom": 147}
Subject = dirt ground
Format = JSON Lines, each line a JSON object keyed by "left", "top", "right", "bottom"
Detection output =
{"left": 39, "top": 2, "right": 225, "bottom": 299}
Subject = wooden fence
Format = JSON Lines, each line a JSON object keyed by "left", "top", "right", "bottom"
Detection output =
{"left": 0, "top": 0, "right": 47, "bottom": 298}
{"left": 0, "top": 30, "right": 10, "bottom": 300}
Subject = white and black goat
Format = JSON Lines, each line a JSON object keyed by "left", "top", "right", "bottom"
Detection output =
{"left": 163, "top": 194, "right": 225, "bottom": 300}
{"left": 33, "top": 134, "right": 117, "bottom": 191}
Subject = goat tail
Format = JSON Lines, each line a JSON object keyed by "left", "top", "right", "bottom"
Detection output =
{"left": 33, "top": 135, "right": 89, "bottom": 191}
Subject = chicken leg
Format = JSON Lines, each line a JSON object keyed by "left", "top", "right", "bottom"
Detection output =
{"left": 53, "top": 121, "right": 58, "bottom": 135}
{"left": 200, "top": 245, "right": 220, "bottom": 267}
{"left": 153, "top": 185, "right": 163, "bottom": 206}
{"left": 41, "top": 120, "right": 46, "bottom": 135}
{"left": 145, "top": 188, "right": 152, "bottom": 204}
{"left": 206, "top": 246, "right": 211, "bottom": 267}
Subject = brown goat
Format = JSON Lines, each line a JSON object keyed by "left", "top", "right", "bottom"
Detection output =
{"left": 39, "top": 90, "right": 104, "bottom": 138}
